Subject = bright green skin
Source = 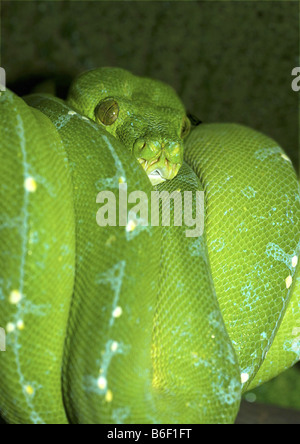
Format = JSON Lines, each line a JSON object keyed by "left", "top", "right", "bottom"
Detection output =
{"left": 0, "top": 67, "right": 299, "bottom": 424}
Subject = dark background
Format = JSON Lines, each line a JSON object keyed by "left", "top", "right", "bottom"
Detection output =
{"left": 1, "top": 0, "right": 299, "bottom": 170}
{"left": 1, "top": 0, "right": 300, "bottom": 424}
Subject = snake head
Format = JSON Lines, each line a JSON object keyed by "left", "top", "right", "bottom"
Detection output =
{"left": 67, "top": 67, "right": 191, "bottom": 185}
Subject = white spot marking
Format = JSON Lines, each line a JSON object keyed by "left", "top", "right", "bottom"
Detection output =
{"left": 17, "top": 320, "right": 25, "bottom": 330}
{"left": 105, "top": 389, "right": 113, "bottom": 402}
{"left": 126, "top": 219, "right": 137, "bottom": 232}
{"left": 97, "top": 376, "right": 107, "bottom": 390}
{"left": 24, "top": 385, "right": 34, "bottom": 396}
{"left": 24, "top": 177, "right": 37, "bottom": 193}
{"left": 6, "top": 322, "right": 15, "bottom": 333}
{"left": 111, "top": 341, "right": 118, "bottom": 352}
{"left": 286, "top": 275, "right": 293, "bottom": 289}
{"left": 292, "top": 256, "right": 298, "bottom": 268}
{"left": 241, "top": 373, "right": 249, "bottom": 384}
{"left": 112, "top": 306, "right": 122, "bottom": 318}
{"left": 9, "top": 290, "right": 22, "bottom": 305}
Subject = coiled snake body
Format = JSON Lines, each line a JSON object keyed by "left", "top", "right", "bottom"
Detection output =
{"left": 0, "top": 68, "right": 299, "bottom": 424}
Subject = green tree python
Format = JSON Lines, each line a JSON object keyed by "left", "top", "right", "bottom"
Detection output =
{"left": 0, "top": 67, "right": 299, "bottom": 424}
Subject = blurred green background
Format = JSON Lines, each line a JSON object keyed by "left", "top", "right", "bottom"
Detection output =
{"left": 1, "top": 0, "right": 300, "bottom": 423}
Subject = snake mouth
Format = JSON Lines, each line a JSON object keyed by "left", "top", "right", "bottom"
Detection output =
{"left": 148, "top": 169, "right": 166, "bottom": 185}
{"left": 138, "top": 156, "right": 181, "bottom": 186}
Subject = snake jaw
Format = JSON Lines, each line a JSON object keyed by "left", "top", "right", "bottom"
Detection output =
{"left": 148, "top": 169, "right": 167, "bottom": 185}
{"left": 138, "top": 155, "right": 182, "bottom": 185}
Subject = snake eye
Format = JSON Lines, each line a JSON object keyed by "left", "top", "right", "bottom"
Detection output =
{"left": 95, "top": 98, "right": 119, "bottom": 126}
{"left": 180, "top": 116, "right": 191, "bottom": 139}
